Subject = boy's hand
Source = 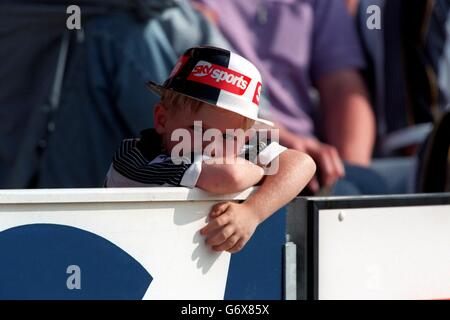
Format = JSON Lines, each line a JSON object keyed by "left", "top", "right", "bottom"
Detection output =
{"left": 200, "top": 201, "right": 260, "bottom": 253}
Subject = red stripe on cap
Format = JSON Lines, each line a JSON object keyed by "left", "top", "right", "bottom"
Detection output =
{"left": 187, "top": 61, "right": 251, "bottom": 96}
{"left": 252, "top": 82, "right": 262, "bottom": 106}
{"left": 169, "top": 55, "right": 189, "bottom": 78}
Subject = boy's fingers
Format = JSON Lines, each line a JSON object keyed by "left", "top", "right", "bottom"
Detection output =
{"left": 209, "top": 202, "right": 230, "bottom": 218}
{"left": 228, "top": 239, "right": 246, "bottom": 254}
{"left": 200, "top": 214, "right": 230, "bottom": 235}
{"left": 212, "top": 234, "right": 240, "bottom": 252}
{"left": 200, "top": 202, "right": 230, "bottom": 236}
{"left": 211, "top": 202, "right": 229, "bottom": 212}
{"left": 206, "top": 225, "right": 235, "bottom": 246}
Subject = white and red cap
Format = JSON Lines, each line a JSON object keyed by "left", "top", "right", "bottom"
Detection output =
{"left": 146, "top": 46, "right": 273, "bottom": 126}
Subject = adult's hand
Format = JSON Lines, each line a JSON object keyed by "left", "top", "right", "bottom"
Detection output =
{"left": 289, "top": 136, "right": 345, "bottom": 193}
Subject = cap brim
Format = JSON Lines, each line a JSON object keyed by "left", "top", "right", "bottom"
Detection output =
{"left": 146, "top": 80, "right": 165, "bottom": 97}
{"left": 145, "top": 81, "right": 274, "bottom": 127}
{"left": 252, "top": 117, "right": 274, "bottom": 127}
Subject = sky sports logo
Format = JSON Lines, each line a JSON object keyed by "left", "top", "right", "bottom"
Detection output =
{"left": 188, "top": 61, "right": 251, "bottom": 96}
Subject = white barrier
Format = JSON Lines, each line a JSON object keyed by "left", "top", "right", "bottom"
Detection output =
{"left": 318, "top": 204, "right": 450, "bottom": 300}
{"left": 0, "top": 187, "right": 254, "bottom": 300}
{"left": 287, "top": 194, "right": 450, "bottom": 300}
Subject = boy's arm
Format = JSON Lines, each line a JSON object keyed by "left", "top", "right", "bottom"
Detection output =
{"left": 196, "top": 157, "right": 265, "bottom": 194}
{"left": 200, "top": 150, "right": 316, "bottom": 253}
{"left": 244, "top": 150, "right": 316, "bottom": 222}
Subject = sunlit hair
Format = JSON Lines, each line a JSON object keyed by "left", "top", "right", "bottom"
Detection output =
{"left": 160, "top": 90, "right": 255, "bottom": 129}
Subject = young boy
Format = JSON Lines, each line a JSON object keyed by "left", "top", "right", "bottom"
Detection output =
{"left": 105, "top": 46, "right": 316, "bottom": 253}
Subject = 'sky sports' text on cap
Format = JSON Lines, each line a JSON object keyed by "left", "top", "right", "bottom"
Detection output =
{"left": 146, "top": 46, "right": 273, "bottom": 126}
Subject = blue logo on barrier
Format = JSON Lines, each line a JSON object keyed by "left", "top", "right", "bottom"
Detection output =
{"left": 0, "top": 224, "right": 152, "bottom": 299}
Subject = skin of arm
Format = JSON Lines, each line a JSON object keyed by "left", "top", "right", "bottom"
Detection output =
{"left": 278, "top": 125, "right": 345, "bottom": 193}
{"left": 317, "top": 69, "right": 376, "bottom": 167}
{"left": 345, "top": 0, "right": 359, "bottom": 16}
{"left": 196, "top": 157, "right": 265, "bottom": 194}
{"left": 200, "top": 149, "right": 316, "bottom": 253}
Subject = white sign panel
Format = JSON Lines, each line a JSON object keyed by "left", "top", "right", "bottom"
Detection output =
{"left": 318, "top": 205, "right": 450, "bottom": 300}
{"left": 0, "top": 188, "right": 253, "bottom": 300}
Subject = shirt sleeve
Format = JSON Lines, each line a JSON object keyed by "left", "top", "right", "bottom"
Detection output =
{"left": 240, "top": 132, "right": 287, "bottom": 166}
{"left": 112, "top": 139, "right": 203, "bottom": 188}
{"left": 179, "top": 153, "right": 204, "bottom": 188}
{"left": 310, "top": 0, "right": 366, "bottom": 83}
{"left": 257, "top": 141, "right": 288, "bottom": 166}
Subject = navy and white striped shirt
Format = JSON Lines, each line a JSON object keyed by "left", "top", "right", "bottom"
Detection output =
{"left": 105, "top": 128, "right": 287, "bottom": 188}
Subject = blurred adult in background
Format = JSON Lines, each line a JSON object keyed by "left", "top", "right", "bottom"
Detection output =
{"left": 345, "top": 0, "right": 360, "bottom": 16}
{"left": 356, "top": 0, "right": 450, "bottom": 192}
{"left": 193, "top": 0, "right": 380, "bottom": 194}
{"left": 0, "top": 0, "right": 229, "bottom": 188}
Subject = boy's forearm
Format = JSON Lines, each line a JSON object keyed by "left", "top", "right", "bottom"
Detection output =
{"left": 243, "top": 150, "right": 316, "bottom": 223}
{"left": 197, "top": 158, "right": 264, "bottom": 194}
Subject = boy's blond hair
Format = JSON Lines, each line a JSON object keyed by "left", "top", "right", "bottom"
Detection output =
{"left": 161, "top": 90, "right": 255, "bottom": 129}
{"left": 161, "top": 90, "right": 204, "bottom": 113}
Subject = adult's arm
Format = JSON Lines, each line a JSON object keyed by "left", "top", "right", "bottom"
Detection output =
{"left": 317, "top": 69, "right": 376, "bottom": 166}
